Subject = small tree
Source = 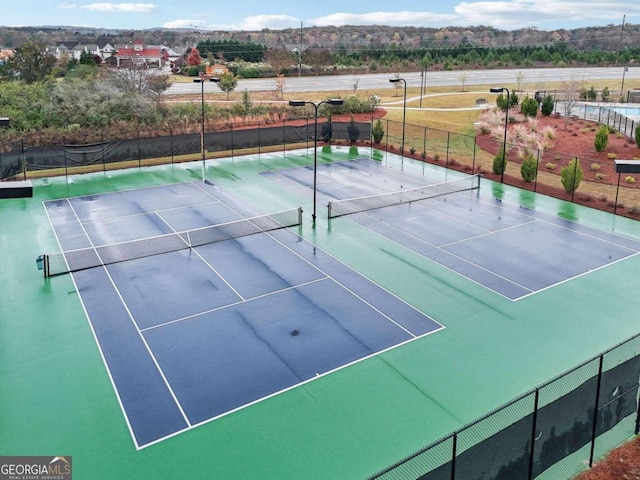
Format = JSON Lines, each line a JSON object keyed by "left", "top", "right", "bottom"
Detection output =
{"left": 560, "top": 158, "right": 584, "bottom": 193}
{"left": 594, "top": 125, "right": 609, "bottom": 152}
{"left": 492, "top": 150, "right": 507, "bottom": 176}
{"left": 541, "top": 95, "right": 554, "bottom": 115}
{"left": 520, "top": 96, "right": 539, "bottom": 118}
{"left": 187, "top": 48, "right": 202, "bottom": 67}
{"left": 372, "top": 119, "right": 384, "bottom": 143}
{"left": 274, "top": 74, "right": 286, "bottom": 99}
{"left": 217, "top": 72, "right": 238, "bottom": 100}
{"left": 602, "top": 86, "right": 611, "bottom": 102}
{"left": 496, "top": 93, "right": 509, "bottom": 111}
{"left": 521, "top": 154, "right": 537, "bottom": 182}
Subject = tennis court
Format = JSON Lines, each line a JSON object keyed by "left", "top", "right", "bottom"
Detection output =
{"left": 265, "top": 158, "right": 640, "bottom": 300}
{"left": 43, "top": 180, "right": 442, "bottom": 448}
{"left": 3, "top": 147, "right": 640, "bottom": 479}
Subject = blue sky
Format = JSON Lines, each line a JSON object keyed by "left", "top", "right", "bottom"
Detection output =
{"left": 1, "top": 1, "right": 638, "bottom": 31}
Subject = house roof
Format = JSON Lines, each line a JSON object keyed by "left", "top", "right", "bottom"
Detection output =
{"left": 116, "top": 47, "right": 162, "bottom": 58}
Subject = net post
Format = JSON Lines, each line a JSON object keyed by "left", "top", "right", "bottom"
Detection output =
{"left": 327, "top": 201, "right": 332, "bottom": 220}
{"left": 297, "top": 207, "right": 303, "bottom": 226}
{"left": 44, "top": 254, "right": 49, "bottom": 278}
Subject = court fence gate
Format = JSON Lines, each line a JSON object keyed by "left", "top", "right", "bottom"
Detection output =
{"left": 368, "top": 331, "right": 640, "bottom": 480}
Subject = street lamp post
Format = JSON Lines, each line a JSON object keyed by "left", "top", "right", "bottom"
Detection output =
{"left": 288, "top": 98, "right": 344, "bottom": 224}
{"left": 389, "top": 77, "right": 407, "bottom": 158}
{"left": 193, "top": 75, "right": 219, "bottom": 180}
{"left": 621, "top": 64, "right": 629, "bottom": 101}
{"left": 490, "top": 87, "right": 510, "bottom": 183}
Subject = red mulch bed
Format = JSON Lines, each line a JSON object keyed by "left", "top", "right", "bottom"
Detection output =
{"left": 472, "top": 114, "right": 640, "bottom": 216}
{"left": 574, "top": 437, "right": 640, "bottom": 480}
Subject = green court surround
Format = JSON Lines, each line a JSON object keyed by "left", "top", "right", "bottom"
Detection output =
{"left": 2, "top": 147, "right": 640, "bottom": 479}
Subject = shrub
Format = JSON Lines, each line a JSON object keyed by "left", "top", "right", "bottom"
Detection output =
{"left": 590, "top": 163, "right": 601, "bottom": 172}
{"left": 492, "top": 150, "right": 507, "bottom": 175}
{"left": 546, "top": 162, "right": 556, "bottom": 170}
{"left": 629, "top": 205, "right": 640, "bottom": 215}
{"left": 520, "top": 155, "right": 537, "bottom": 182}
{"left": 625, "top": 176, "right": 636, "bottom": 184}
{"left": 560, "top": 158, "right": 584, "bottom": 193}
{"left": 594, "top": 125, "right": 609, "bottom": 152}
{"left": 601, "top": 86, "right": 610, "bottom": 102}
{"left": 595, "top": 173, "right": 605, "bottom": 180}
{"left": 409, "top": 147, "right": 416, "bottom": 154}
{"left": 636, "top": 125, "right": 640, "bottom": 148}
{"left": 520, "top": 96, "right": 539, "bottom": 118}
{"left": 607, "top": 152, "right": 617, "bottom": 160}
{"left": 541, "top": 95, "right": 554, "bottom": 116}
{"left": 372, "top": 119, "right": 384, "bottom": 143}
{"left": 433, "top": 154, "right": 440, "bottom": 162}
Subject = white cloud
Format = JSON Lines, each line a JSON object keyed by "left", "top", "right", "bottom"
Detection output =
{"left": 239, "top": 15, "right": 301, "bottom": 30}
{"left": 163, "top": 19, "right": 207, "bottom": 29}
{"left": 306, "top": 2, "right": 639, "bottom": 29}
{"left": 80, "top": 2, "right": 155, "bottom": 13}
{"left": 57, "top": 2, "right": 77, "bottom": 9}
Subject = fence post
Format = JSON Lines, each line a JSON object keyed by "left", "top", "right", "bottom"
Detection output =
{"left": 420, "top": 125, "right": 425, "bottom": 162}
{"left": 534, "top": 149, "right": 541, "bottom": 193}
{"left": 589, "top": 355, "right": 604, "bottom": 467}
{"left": 385, "top": 119, "right": 389, "bottom": 157}
{"left": 614, "top": 173, "right": 621, "bottom": 215}
{"left": 472, "top": 136, "right": 477, "bottom": 174}
{"left": 528, "top": 389, "right": 540, "bottom": 480}
{"left": 21, "top": 139, "right": 26, "bottom": 180}
{"left": 258, "top": 121, "right": 261, "bottom": 158}
{"left": 170, "top": 128, "right": 174, "bottom": 164}
{"left": 450, "top": 432, "right": 457, "bottom": 480}
{"left": 571, "top": 157, "right": 578, "bottom": 202}
{"left": 445, "top": 132, "right": 450, "bottom": 168}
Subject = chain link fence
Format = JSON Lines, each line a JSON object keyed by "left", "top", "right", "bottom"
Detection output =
{"left": 370, "top": 333, "right": 640, "bottom": 480}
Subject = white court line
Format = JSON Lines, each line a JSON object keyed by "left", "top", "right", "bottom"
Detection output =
{"left": 76, "top": 198, "right": 224, "bottom": 226}
{"left": 154, "top": 210, "right": 246, "bottom": 301}
{"left": 139, "top": 277, "right": 330, "bottom": 333}
{"left": 193, "top": 181, "right": 437, "bottom": 338}
{"left": 64, "top": 198, "right": 194, "bottom": 443}
{"left": 43, "top": 201, "right": 142, "bottom": 451}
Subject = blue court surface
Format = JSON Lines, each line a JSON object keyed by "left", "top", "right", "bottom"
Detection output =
{"left": 263, "top": 158, "right": 640, "bottom": 300}
{"left": 44, "top": 180, "right": 442, "bottom": 448}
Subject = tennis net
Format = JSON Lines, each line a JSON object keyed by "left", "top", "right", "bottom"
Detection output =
{"left": 42, "top": 207, "right": 302, "bottom": 277}
{"left": 327, "top": 174, "right": 481, "bottom": 219}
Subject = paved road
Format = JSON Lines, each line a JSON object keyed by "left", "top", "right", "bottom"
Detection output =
{"left": 164, "top": 67, "right": 640, "bottom": 96}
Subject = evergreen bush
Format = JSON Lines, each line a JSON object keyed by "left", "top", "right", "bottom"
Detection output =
{"left": 560, "top": 158, "right": 584, "bottom": 193}
{"left": 492, "top": 150, "right": 507, "bottom": 175}
{"left": 594, "top": 125, "right": 609, "bottom": 152}
{"left": 541, "top": 95, "right": 554, "bottom": 116}
{"left": 520, "top": 155, "right": 537, "bottom": 182}
{"left": 372, "top": 119, "right": 384, "bottom": 143}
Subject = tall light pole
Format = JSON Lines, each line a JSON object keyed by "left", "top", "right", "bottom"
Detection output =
{"left": 389, "top": 77, "right": 407, "bottom": 158}
{"left": 621, "top": 64, "right": 629, "bottom": 101}
{"left": 490, "top": 87, "right": 510, "bottom": 183}
{"left": 193, "top": 75, "right": 219, "bottom": 180}
{"left": 288, "top": 98, "right": 344, "bottom": 224}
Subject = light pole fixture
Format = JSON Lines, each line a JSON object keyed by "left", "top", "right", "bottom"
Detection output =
{"left": 490, "top": 86, "right": 510, "bottom": 183}
{"left": 389, "top": 77, "right": 407, "bottom": 158}
{"left": 193, "top": 76, "right": 219, "bottom": 180}
{"left": 288, "top": 98, "right": 344, "bottom": 224}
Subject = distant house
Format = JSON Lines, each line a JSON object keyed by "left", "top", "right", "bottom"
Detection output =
{"left": 115, "top": 40, "right": 163, "bottom": 68}
{"left": 0, "top": 49, "right": 13, "bottom": 65}
{"left": 206, "top": 64, "right": 228, "bottom": 76}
